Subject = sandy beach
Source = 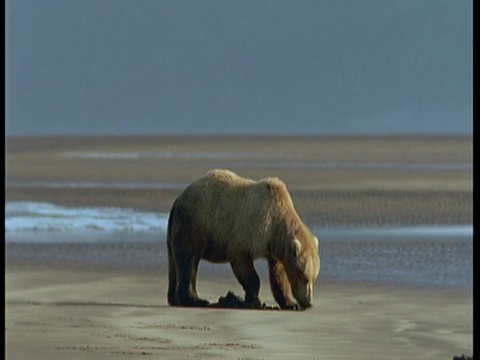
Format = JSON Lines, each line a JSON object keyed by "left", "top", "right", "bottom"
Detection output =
{"left": 5, "top": 135, "right": 473, "bottom": 359}
{"left": 5, "top": 264, "right": 473, "bottom": 360}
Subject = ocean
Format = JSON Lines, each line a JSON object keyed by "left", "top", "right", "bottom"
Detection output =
{"left": 5, "top": 201, "right": 473, "bottom": 292}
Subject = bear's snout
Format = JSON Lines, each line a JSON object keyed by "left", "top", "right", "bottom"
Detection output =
{"left": 292, "top": 281, "right": 314, "bottom": 310}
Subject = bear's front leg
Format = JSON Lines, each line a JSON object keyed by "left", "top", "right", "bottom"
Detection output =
{"left": 230, "top": 257, "right": 262, "bottom": 308}
{"left": 268, "top": 257, "right": 298, "bottom": 310}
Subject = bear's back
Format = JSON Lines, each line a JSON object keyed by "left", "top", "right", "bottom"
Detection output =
{"left": 174, "top": 170, "right": 295, "bottom": 255}
{"left": 177, "top": 169, "right": 298, "bottom": 219}
{"left": 179, "top": 169, "right": 267, "bottom": 214}
{"left": 179, "top": 169, "right": 256, "bottom": 205}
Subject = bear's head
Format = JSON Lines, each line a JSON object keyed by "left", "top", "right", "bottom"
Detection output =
{"left": 286, "top": 233, "right": 320, "bottom": 309}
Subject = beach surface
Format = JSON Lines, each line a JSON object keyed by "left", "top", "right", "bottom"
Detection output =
{"left": 5, "top": 263, "right": 472, "bottom": 360}
{"left": 5, "top": 135, "right": 473, "bottom": 359}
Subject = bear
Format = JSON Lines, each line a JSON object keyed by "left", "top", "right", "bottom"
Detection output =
{"left": 166, "top": 169, "right": 320, "bottom": 310}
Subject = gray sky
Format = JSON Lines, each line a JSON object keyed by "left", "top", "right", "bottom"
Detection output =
{"left": 5, "top": 0, "right": 472, "bottom": 136}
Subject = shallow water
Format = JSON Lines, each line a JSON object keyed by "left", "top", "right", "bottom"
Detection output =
{"left": 317, "top": 228, "right": 472, "bottom": 292}
{"left": 5, "top": 202, "right": 472, "bottom": 292}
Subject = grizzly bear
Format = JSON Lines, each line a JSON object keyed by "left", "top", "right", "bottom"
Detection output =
{"left": 166, "top": 169, "right": 320, "bottom": 310}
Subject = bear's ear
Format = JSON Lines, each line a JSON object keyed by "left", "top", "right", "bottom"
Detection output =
{"left": 313, "top": 236, "right": 319, "bottom": 248}
{"left": 292, "top": 237, "right": 302, "bottom": 257}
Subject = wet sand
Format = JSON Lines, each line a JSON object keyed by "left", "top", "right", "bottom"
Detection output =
{"left": 5, "top": 135, "right": 473, "bottom": 359}
{"left": 5, "top": 264, "right": 473, "bottom": 360}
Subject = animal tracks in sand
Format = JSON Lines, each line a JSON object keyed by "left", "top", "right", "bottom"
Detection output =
{"left": 194, "top": 343, "right": 262, "bottom": 350}
{"left": 55, "top": 338, "right": 262, "bottom": 356}
{"left": 112, "top": 333, "right": 173, "bottom": 343}
{"left": 92, "top": 325, "right": 261, "bottom": 356}
{"left": 55, "top": 345, "right": 156, "bottom": 356}
{"left": 131, "top": 321, "right": 212, "bottom": 331}
{"left": 11, "top": 306, "right": 261, "bottom": 356}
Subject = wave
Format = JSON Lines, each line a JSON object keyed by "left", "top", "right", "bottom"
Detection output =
{"left": 5, "top": 202, "right": 169, "bottom": 235}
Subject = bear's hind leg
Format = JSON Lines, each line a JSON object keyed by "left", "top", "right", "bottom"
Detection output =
{"left": 267, "top": 257, "right": 298, "bottom": 310}
{"left": 167, "top": 240, "right": 179, "bottom": 306}
{"left": 176, "top": 253, "right": 209, "bottom": 307}
{"left": 230, "top": 257, "right": 262, "bottom": 308}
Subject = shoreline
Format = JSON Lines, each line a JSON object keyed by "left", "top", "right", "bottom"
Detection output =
{"left": 5, "top": 223, "right": 473, "bottom": 294}
{"left": 5, "top": 257, "right": 474, "bottom": 296}
{"left": 8, "top": 257, "right": 471, "bottom": 299}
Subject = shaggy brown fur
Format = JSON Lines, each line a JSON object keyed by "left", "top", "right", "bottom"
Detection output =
{"left": 166, "top": 169, "right": 320, "bottom": 309}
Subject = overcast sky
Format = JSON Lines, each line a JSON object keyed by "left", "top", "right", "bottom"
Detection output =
{"left": 5, "top": 0, "right": 472, "bottom": 136}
